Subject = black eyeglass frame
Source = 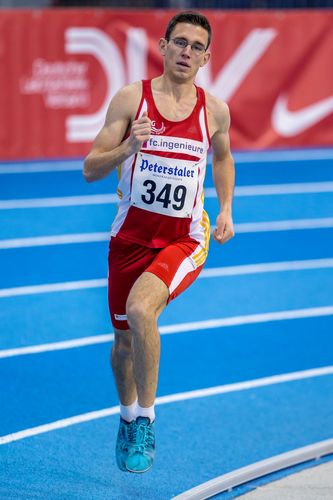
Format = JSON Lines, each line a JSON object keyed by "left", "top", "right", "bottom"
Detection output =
{"left": 168, "top": 37, "right": 208, "bottom": 55}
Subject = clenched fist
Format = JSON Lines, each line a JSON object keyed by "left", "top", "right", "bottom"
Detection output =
{"left": 128, "top": 111, "right": 151, "bottom": 154}
{"left": 213, "top": 209, "right": 235, "bottom": 245}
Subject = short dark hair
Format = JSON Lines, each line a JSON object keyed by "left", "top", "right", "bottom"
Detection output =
{"left": 165, "top": 11, "right": 212, "bottom": 49}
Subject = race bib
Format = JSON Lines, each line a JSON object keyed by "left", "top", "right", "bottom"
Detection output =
{"left": 131, "top": 152, "right": 199, "bottom": 218}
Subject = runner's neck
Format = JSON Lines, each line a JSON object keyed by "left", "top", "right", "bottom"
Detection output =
{"left": 150, "top": 76, "right": 198, "bottom": 122}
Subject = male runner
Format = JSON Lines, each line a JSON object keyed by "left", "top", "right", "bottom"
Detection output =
{"left": 83, "top": 11, "right": 235, "bottom": 474}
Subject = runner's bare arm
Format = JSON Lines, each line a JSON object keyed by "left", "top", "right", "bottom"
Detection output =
{"left": 83, "top": 82, "right": 151, "bottom": 182}
{"left": 206, "top": 94, "right": 235, "bottom": 244}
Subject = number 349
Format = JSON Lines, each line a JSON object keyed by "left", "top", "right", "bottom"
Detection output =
{"left": 141, "top": 180, "right": 187, "bottom": 211}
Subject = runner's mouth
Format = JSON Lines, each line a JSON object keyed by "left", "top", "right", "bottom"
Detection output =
{"left": 176, "top": 61, "right": 190, "bottom": 68}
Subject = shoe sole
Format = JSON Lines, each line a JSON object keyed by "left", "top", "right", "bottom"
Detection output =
{"left": 126, "top": 463, "right": 153, "bottom": 474}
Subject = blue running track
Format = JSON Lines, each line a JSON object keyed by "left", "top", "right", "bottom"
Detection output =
{"left": 1, "top": 148, "right": 333, "bottom": 499}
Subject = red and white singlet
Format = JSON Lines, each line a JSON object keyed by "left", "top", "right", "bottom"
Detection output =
{"left": 111, "top": 79, "right": 211, "bottom": 266}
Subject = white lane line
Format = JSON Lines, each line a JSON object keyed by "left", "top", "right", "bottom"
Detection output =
{"left": 1, "top": 218, "right": 333, "bottom": 249}
{"left": 1, "top": 258, "right": 333, "bottom": 298}
{"left": 1, "top": 364, "right": 333, "bottom": 445}
{"left": 0, "top": 406, "right": 120, "bottom": 445}
{"left": 1, "top": 305, "right": 333, "bottom": 359}
{"left": 1, "top": 182, "right": 333, "bottom": 209}
{"left": 0, "top": 148, "right": 332, "bottom": 175}
{"left": 159, "top": 306, "right": 333, "bottom": 334}
{"left": 0, "top": 334, "right": 114, "bottom": 359}
{"left": 0, "top": 334, "right": 115, "bottom": 359}
{"left": 0, "top": 232, "right": 109, "bottom": 248}
{"left": 208, "top": 182, "right": 333, "bottom": 198}
{"left": 0, "top": 194, "right": 118, "bottom": 209}
{"left": 233, "top": 149, "right": 333, "bottom": 162}
{"left": 0, "top": 279, "right": 108, "bottom": 297}
{"left": 200, "top": 258, "right": 333, "bottom": 277}
{"left": 0, "top": 161, "right": 83, "bottom": 174}
{"left": 234, "top": 217, "right": 333, "bottom": 233}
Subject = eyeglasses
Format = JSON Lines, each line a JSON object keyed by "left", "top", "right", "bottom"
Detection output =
{"left": 170, "top": 37, "right": 207, "bottom": 56}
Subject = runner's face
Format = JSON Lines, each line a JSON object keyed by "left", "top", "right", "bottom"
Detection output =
{"left": 160, "top": 23, "right": 210, "bottom": 81}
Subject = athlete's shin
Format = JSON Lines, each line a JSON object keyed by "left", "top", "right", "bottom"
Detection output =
{"left": 111, "top": 330, "right": 137, "bottom": 406}
{"left": 126, "top": 302, "right": 161, "bottom": 408}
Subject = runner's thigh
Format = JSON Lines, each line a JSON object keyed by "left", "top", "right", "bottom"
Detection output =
{"left": 146, "top": 239, "right": 206, "bottom": 303}
{"left": 108, "top": 237, "right": 158, "bottom": 330}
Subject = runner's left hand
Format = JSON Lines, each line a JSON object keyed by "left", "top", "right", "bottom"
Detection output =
{"left": 213, "top": 210, "right": 235, "bottom": 244}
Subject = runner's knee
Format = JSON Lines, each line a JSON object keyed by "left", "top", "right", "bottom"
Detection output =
{"left": 126, "top": 296, "right": 155, "bottom": 331}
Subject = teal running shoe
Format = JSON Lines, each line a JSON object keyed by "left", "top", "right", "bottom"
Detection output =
{"left": 115, "top": 417, "right": 136, "bottom": 471}
{"left": 125, "top": 417, "right": 155, "bottom": 473}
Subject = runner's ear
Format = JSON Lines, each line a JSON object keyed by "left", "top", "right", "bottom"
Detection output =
{"left": 200, "top": 51, "right": 211, "bottom": 67}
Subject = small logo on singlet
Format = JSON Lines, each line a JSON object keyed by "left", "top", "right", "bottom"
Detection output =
{"left": 151, "top": 120, "right": 166, "bottom": 135}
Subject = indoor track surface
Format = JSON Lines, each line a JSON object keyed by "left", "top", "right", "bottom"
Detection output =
{"left": 1, "top": 148, "right": 333, "bottom": 499}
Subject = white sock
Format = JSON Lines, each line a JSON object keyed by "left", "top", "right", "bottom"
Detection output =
{"left": 120, "top": 399, "right": 137, "bottom": 423}
{"left": 136, "top": 403, "right": 155, "bottom": 423}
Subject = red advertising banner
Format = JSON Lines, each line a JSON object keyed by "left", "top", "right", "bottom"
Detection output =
{"left": 0, "top": 9, "right": 332, "bottom": 160}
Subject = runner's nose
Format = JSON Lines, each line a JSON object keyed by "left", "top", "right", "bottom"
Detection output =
{"left": 182, "top": 45, "right": 192, "bottom": 57}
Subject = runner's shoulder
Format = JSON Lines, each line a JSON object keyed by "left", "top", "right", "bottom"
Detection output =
{"left": 114, "top": 81, "right": 142, "bottom": 102}
{"left": 204, "top": 91, "right": 230, "bottom": 133}
{"left": 106, "top": 81, "right": 143, "bottom": 121}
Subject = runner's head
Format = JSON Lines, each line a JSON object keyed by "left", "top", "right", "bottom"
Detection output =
{"left": 165, "top": 11, "right": 212, "bottom": 50}
{"left": 160, "top": 11, "right": 211, "bottom": 81}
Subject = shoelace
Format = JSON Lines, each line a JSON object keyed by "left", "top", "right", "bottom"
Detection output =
{"left": 129, "top": 421, "right": 154, "bottom": 453}
{"left": 127, "top": 421, "right": 136, "bottom": 443}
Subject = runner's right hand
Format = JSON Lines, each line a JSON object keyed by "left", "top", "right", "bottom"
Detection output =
{"left": 128, "top": 111, "right": 151, "bottom": 153}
